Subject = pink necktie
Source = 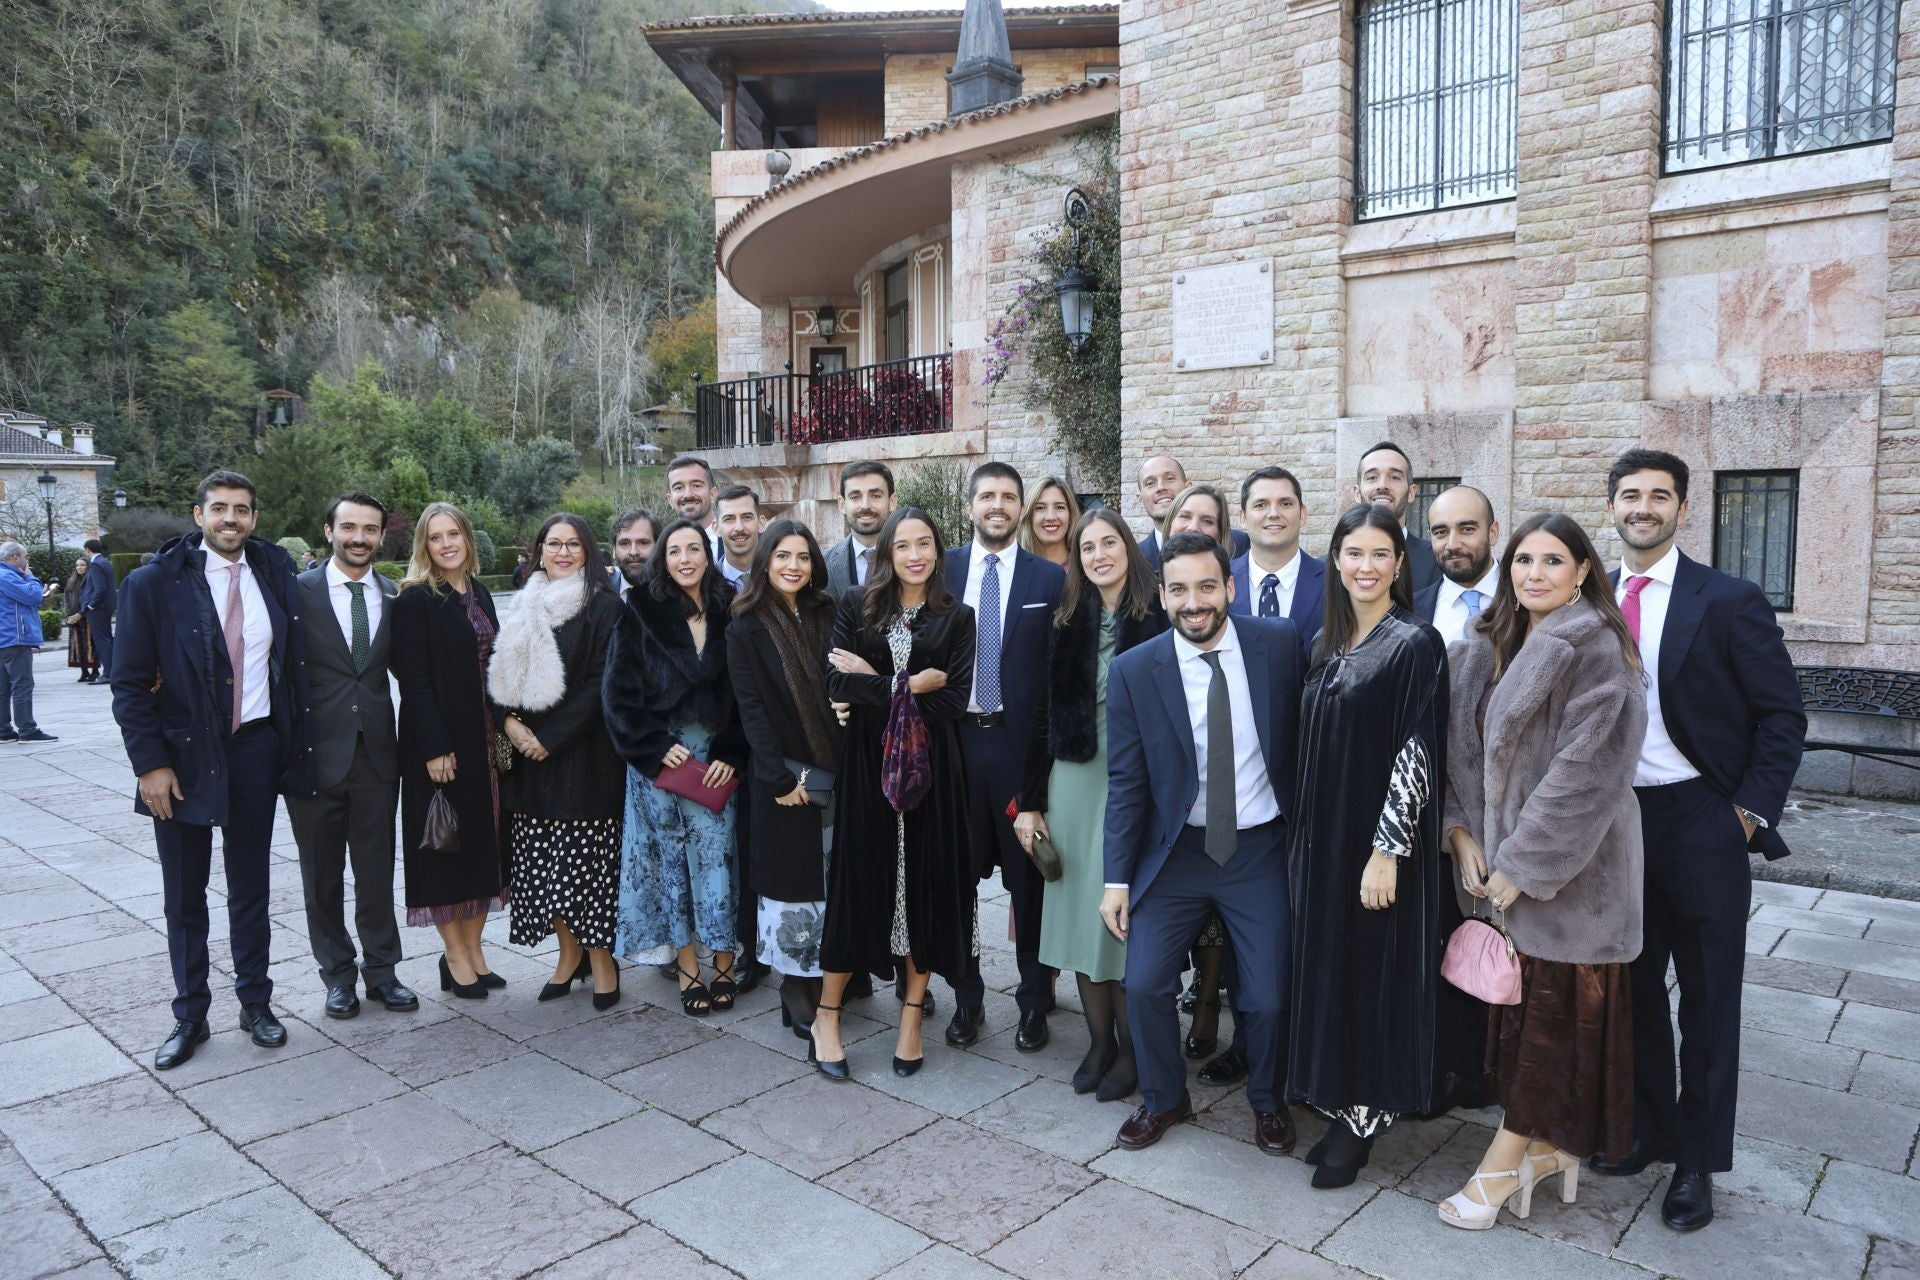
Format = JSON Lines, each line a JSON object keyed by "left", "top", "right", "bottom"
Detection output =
{"left": 224, "top": 564, "right": 245, "bottom": 732}
{"left": 1621, "top": 575, "right": 1650, "bottom": 648}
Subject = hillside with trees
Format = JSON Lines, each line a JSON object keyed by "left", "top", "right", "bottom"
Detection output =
{"left": 2, "top": 0, "right": 779, "bottom": 544}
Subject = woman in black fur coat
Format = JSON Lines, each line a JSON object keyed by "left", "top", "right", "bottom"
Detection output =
{"left": 1012, "top": 508, "right": 1167, "bottom": 1101}
{"left": 605, "top": 519, "right": 749, "bottom": 1015}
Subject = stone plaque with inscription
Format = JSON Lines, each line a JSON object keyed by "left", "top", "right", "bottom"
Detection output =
{"left": 1171, "top": 259, "right": 1274, "bottom": 372}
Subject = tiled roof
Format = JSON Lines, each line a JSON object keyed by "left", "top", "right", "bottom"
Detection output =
{"left": 716, "top": 76, "right": 1116, "bottom": 254}
{"left": 647, "top": 5, "right": 1116, "bottom": 33}
{"left": 0, "top": 416, "right": 104, "bottom": 461}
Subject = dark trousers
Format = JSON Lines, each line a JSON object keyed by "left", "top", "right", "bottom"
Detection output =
{"left": 85, "top": 609, "right": 112, "bottom": 681}
{"left": 1127, "top": 821, "right": 1290, "bottom": 1114}
{"left": 0, "top": 644, "right": 35, "bottom": 733}
{"left": 285, "top": 739, "right": 401, "bottom": 989}
{"left": 1630, "top": 776, "right": 1751, "bottom": 1173}
{"left": 735, "top": 776, "right": 757, "bottom": 967}
{"left": 154, "top": 725, "right": 279, "bottom": 1023}
{"left": 951, "top": 722, "right": 1055, "bottom": 1017}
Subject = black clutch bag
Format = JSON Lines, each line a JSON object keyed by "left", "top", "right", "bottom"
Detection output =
{"left": 420, "top": 787, "right": 460, "bottom": 854}
{"left": 1028, "top": 830, "right": 1064, "bottom": 882}
{"left": 783, "top": 758, "right": 836, "bottom": 807}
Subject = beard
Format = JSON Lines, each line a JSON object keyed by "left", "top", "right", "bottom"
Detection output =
{"left": 1441, "top": 550, "right": 1490, "bottom": 587}
{"left": 1616, "top": 512, "right": 1677, "bottom": 551}
{"left": 618, "top": 559, "right": 649, "bottom": 587}
{"left": 1174, "top": 606, "right": 1226, "bottom": 646}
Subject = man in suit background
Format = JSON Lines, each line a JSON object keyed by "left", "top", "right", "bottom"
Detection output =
{"left": 714, "top": 484, "right": 763, "bottom": 589}
{"left": 80, "top": 537, "right": 115, "bottom": 683}
{"left": 824, "top": 461, "right": 897, "bottom": 599}
{"left": 286, "top": 492, "right": 416, "bottom": 1021}
{"left": 1350, "top": 442, "right": 1440, "bottom": 593}
{"left": 666, "top": 454, "right": 724, "bottom": 558}
{"left": 1099, "top": 532, "right": 1302, "bottom": 1152}
{"left": 1137, "top": 454, "right": 1249, "bottom": 573}
{"left": 112, "top": 471, "right": 303, "bottom": 1070}
{"left": 944, "top": 461, "right": 1067, "bottom": 1050}
{"left": 1411, "top": 485, "right": 1501, "bottom": 646}
{"left": 1590, "top": 448, "right": 1805, "bottom": 1232}
{"left": 1229, "top": 465, "right": 1324, "bottom": 652}
{"left": 610, "top": 508, "right": 660, "bottom": 602}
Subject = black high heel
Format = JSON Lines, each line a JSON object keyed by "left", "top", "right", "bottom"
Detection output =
{"left": 677, "top": 962, "right": 712, "bottom": 1017}
{"left": 811, "top": 1000, "right": 850, "bottom": 1081}
{"left": 591, "top": 964, "right": 621, "bottom": 1011}
{"left": 439, "top": 956, "right": 487, "bottom": 1000}
{"left": 893, "top": 997, "right": 932, "bottom": 1077}
{"left": 779, "top": 979, "right": 818, "bottom": 1041}
{"left": 709, "top": 958, "right": 739, "bottom": 1012}
{"left": 1310, "top": 1124, "right": 1374, "bottom": 1189}
{"left": 1185, "top": 996, "right": 1220, "bottom": 1059}
{"left": 539, "top": 954, "right": 591, "bottom": 1003}
{"left": 476, "top": 970, "right": 507, "bottom": 990}
{"left": 1073, "top": 1038, "right": 1117, "bottom": 1095}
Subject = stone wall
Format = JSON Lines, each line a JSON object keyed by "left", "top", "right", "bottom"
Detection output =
{"left": 883, "top": 47, "right": 1120, "bottom": 136}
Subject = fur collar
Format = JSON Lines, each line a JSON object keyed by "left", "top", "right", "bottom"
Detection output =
{"left": 487, "top": 571, "right": 589, "bottom": 711}
{"left": 625, "top": 579, "right": 734, "bottom": 697}
{"left": 1049, "top": 595, "right": 1167, "bottom": 762}
{"left": 1454, "top": 599, "right": 1610, "bottom": 797}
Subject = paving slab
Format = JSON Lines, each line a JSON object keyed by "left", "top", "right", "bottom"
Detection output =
{"left": 1319, "top": 1187, "right": 1649, "bottom": 1280}
{"left": 525, "top": 1001, "right": 721, "bottom": 1078}
{"left": 1741, "top": 953, "right": 1850, "bottom": 997}
{"left": 0, "top": 1073, "right": 205, "bottom": 1177}
{"left": 181, "top": 1043, "right": 405, "bottom": 1144}
{"left": 537, "top": 1107, "right": 735, "bottom": 1205}
{"left": 1868, "top": 1239, "right": 1920, "bottom": 1278}
{"left": 1739, "top": 981, "right": 1843, "bottom": 1040}
{"left": 107, "top": 1184, "right": 386, "bottom": 1280}
{"left": 1718, "top": 1133, "right": 1829, "bottom": 1211}
{"left": 982, "top": 1177, "right": 1271, "bottom": 1280}
{"left": 1829, "top": 1000, "right": 1920, "bottom": 1061}
{"left": 881, "top": 1244, "right": 1020, "bottom": 1279}
{"left": 845, "top": 1036, "right": 1038, "bottom": 1119}
{"left": 421, "top": 1049, "right": 640, "bottom": 1150}
{"left": 1614, "top": 1186, "right": 1871, "bottom": 1280}
{"left": 53, "top": 1129, "right": 269, "bottom": 1237}
{"left": 530, "top": 1223, "right": 737, "bottom": 1280}
{"left": 1740, "top": 1023, "right": 1863, "bottom": 1089}
{"left": 0, "top": 994, "right": 83, "bottom": 1044}
{"left": 1775, "top": 930, "right": 1920, "bottom": 981}
{"left": 352, "top": 1013, "right": 528, "bottom": 1087}
{"left": 1850, "top": 1051, "right": 1920, "bottom": 1105}
{"left": 0, "top": 1024, "right": 134, "bottom": 1107}
{"left": 606, "top": 1032, "right": 807, "bottom": 1121}
{"left": 701, "top": 1072, "right": 938, "bottom": 1178}
{"left": 1840, "top": 968, "right": 1920, "bottom": 1015}
{"left": 1751, "top": 903, "right": 1871, "bottom": 938}
{"left": 633, "top": 1153, "right": 931, "bottom": 1280}
{"left": 245, "top": 1091, "right": 497, "bottom": 1209}
{"left": 1809, "top": 1157, "right": 1920, "bottom": 1246}
{"left": 1736, "top": 1070, "right": 1920, "bottom": 1171}
{"left": 1238, "top": 1245, "right": 1378, "bottom": 1279}
{"left": 0, "top": 1138, "right": 109, "bottom": 1280}
{"left": 965, "top": 1078, "right": 1125, "bottom": 1166}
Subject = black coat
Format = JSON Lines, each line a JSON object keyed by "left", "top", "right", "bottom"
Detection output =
{"left": 726, "top": 602, "right": 841, "bottom": 903}
{"left": 1018, "top": 596, "right": 1168, "bottom": 811}
{"left": 498, "top": 591, "right": 626, "bottom": 821}
{"left": 603, "top": 582, "right": 748, "bottom": 776}
{"left": 393, "top": 581, "right": 502, "bottom": 909}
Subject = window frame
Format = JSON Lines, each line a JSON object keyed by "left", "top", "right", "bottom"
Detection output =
{"left": 1712, "top": 468, "right": 1800, "bottom": 611}
{"left": 1407, "top": 477, "right": 1462, "bottom": 543}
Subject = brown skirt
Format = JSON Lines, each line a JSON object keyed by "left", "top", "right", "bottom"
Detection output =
{"left": 1489, "top": 954, "right": 1633, "bottom": 1160}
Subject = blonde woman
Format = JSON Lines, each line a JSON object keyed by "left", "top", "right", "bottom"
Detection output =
{"left": 1017, "top": 478, "right": 1081, "bottom": 568}
{"left": 392, "top": 503, "right": 507, "bottom": 998}
{"left": 1161, "top": 483, "right": 1233, "bottom": 550}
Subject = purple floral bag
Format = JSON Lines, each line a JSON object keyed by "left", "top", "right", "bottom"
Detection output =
{"left": 881, "top": 668, "right": 933, "bottom": 814}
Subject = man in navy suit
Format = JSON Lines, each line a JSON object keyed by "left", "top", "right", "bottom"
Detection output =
{"left": 1350, "top": 442, "right": 1439, "bottom": 593}
{"left": 1590, "top": 449, "right": 1805, "bottom": 1233}
{"left": 1100, "top": 533, "right": 1302, "bottom": 1153}
{"left": 1410, "top": 485, "right": 1501, "bottom": 646}
{"left": 1229, "top": 466, "right": 1324, "bottom": 654}
{"left": 80, "top": 537, "right": 116, "bottom": 683}
{"left": 944, "top": 462, "right": 1067, "bottom": 1051}
{"left": 1137, "top": 453, "right": 1249, "bottom": 574}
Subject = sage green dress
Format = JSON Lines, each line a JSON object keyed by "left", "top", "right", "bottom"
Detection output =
{"left": 1037, "top": 612, "right": 1127, "bottom": 983}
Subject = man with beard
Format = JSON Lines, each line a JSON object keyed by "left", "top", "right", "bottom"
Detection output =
{"left": 1099, "top": 533, "right": 1302, "bottom": 1152}
{"left": 1412, "top": 485, "right": 1502, "bottom": 645}
{"left": 944, "top": 462, "right": 1066, "bottom": 1050}
{"left": 714, "top": 484, "right": 763, "bottom": 589}
{"left": 824, "top": 461, "right": 897, "bottom": 598}
{"left": 1350, "top": 441, "right": 1440, "bottom": 592}
{"left": 611, "top": 508, "right": 660, "bottom": 601}
{"left": 1590, "top": 449, "right": 1803, "bottom": 1232}
{"left": 285, "top": 493, "right": 415, "bottom": 1020}
{"left": 666, "top": 455, "right": 723, "bottom": 557}
{"left": 112, "top": 471, "right": 305, "bottom": 1070}
{"left": 1138, "top": 454, "right": 1247, "bottom": 574}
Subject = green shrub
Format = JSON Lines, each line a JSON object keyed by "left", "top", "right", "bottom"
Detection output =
{"left": 39, "top": 609, "right": 64, "bottom": 641}
{"left": 374, "top": 561, "right": 406, "bottom": 581}
{"left": 895, "top": 461, "right": 973, "bottom": 549}
{"left": 497, "top": 545, "right": 523, "bottom": 569}
{"left": 109, "top": 552, "right": 144, "bottom": 581}
{"left": 276, "top": 536, "right": 312, "bottom": 561}
{"left": 471, "top": 529, "right": 497, "bottom": 574}
{"left": 477, "top": 574, "right": 516, "bottom": 594}
{"left": 27, "top": 544, "right": 85, "bottom": 584}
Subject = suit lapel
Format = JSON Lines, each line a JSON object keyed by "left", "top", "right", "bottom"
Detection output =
{"left": 1660, "top": 553, "right": 1709, "bottom": 697}
{"left": 1291, "top": 555, "right": 1323, "bottom": 628}
{"left": 1153, "top": 642, "right": 1198, "bottom": 791}
{"left": 303, "top": 573, "right": 353, "bottom": 668}
{"left": 1238, "top": 620, "right": 1274, "bottom": 765}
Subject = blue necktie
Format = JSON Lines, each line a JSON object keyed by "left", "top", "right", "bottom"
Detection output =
{"left": 1258, "top": 573, "right": 1279, "bottom": 618}
{"left": 977, "top": 553, "right": 1002, "bottom": 712}
{"left": 1461, "top": 589, "right": 1484, "bottom": 619}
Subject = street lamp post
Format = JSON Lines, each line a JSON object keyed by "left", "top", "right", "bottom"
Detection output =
{"left": 1055, "top": 187, "right": 1095, "bottom": 355}
{"left": 113, "top": 488, "right": 128, "bottom": 510}
{"left": 35, "top": 470, "right": 57, "bottom": 581}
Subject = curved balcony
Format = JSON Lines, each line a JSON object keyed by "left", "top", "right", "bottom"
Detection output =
{"left": 695, "top": 354, "right": 954, "bottom": 450}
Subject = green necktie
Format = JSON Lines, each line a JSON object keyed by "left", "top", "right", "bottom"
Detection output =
{"left": 1200, "top": 650, "right": 1235, "bottom": 866}
{"left": 347, "top": 580, "right": 370, "bottom": 673}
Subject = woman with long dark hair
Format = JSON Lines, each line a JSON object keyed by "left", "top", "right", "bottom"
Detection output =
{"left": 606, "top": 518, "right": 747, "bottom": 1016}
{"left": 726, "top": 518, "right": 842, "bottom": 1035}
{"left": 1289, "top": 504, "right": 1451, "bottom": 1187}
{"left": 1012, "top": 508, "right": 1165, "bottom": 1101}
{"left": 1438, "top": 512, "right": 1647, "bottom": 1227}
{"left": 813, "top": 508, "right": 976, "bottom": 1080}
{"left": 488, "top": 512, "right": 627, "bottom": 1007}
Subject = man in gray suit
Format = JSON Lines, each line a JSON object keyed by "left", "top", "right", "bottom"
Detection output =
{"left": 286, "top": 492, "right": 415, "bottom": 1019}
{"left": 823, "top": 460, "right": 898, "bottom": 599}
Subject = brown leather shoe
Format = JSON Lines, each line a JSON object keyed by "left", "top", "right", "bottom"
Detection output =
{"left": 1116, "top": 1097, "right": 1193, "bottom": 1150}
{"left": 1254, "top": 1107, "right": 1296, "bottom": 1155}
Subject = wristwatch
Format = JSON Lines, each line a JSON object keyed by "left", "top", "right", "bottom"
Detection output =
{"left": 1736, "top": 805, "right": 1766, "bottom": 831}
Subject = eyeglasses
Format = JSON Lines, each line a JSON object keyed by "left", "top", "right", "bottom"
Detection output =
{"left": 542, "top": 540, "right": 585, "bottom": 554}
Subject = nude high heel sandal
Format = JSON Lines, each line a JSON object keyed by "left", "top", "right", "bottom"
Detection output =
{"left": 1528, "top": 1147, "right": 1581, "bottom": 1205}
{"left": 1438, "top": 1160, "right": 1538, "bottom": 1230}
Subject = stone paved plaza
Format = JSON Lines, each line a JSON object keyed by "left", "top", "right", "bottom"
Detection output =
{"left": 3, "top": 643, "right": 1918, "bottom": 1280}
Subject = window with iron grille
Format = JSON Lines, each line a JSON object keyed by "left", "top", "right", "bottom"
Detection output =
{"left": 1665, "top": 0, "right": 1898, "bottom": 173}
{"left": 1713, "top": 470, "right": 1798, "bottom": 610}
{"left": 1355, "top": 0, "right": 1517, "bottom": 221}
{"left": 1408, "top": 477, "right": 1461, "bottom": 541}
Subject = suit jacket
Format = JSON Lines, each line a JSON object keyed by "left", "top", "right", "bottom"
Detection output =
{"left": 81, "top": 552, "right": 116, "bottom": 617}
{"left": 1102, "top": 615, "right": 1303, "bottom": 905}
{"left": 945, "top": 542, "right": 1066, "bottom": 872}
{"left": 1141, "top": 526, "right": 1249, "bottom": 575}
{"left": 1413, "top": 578, "right": 1440, "bottom": 622}
{"left": 1228, "top": 549, "right": 1324, "bottom": 661}
{"left": 289, "top": 566, "right": 398, "bottom": 792}
{"left": 1609, "top": 553, "right": 1805, "bottom": 860}
{"left": 823, "top": 535, "right": 872, "bottom": 601}
{"left": 1405, "top": 535, "right": 1440, "bottom": 594}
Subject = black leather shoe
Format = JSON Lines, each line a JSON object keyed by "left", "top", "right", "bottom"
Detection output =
{"left": 1590, "top": 1138, "right": 1674, "bottom": 1177}
{"left": 1198, "top": 1047, "right": 1249, "bottom": 1086}
{"left": 238, "top": 1004, "right": 287, "bottom": 1048}
{"left": 324, "top": 985, "right": 360, "bottom": 1019}
{"left": 1116, "top": 1097, "right": 1193, "bottom": 1150}
{"left": 154, "top": 1019, "right": 208, "bottom": 1071}
{"left": 369, "top": 979, "right": 418, "bottom": 1012}
{"left": 1662, "top": 1168, "right": 1713, "bottom": 1231}
{"left": 945, "top": 1006, "right": 984, "bottom": 1047}
{"left": 1254, "top": 1107, "right": 1297, "bottom": 1155}
{"left": 1015, "top": 1009, "right": 1049, "bottom": 1053}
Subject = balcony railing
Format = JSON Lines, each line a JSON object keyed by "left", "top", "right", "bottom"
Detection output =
{"left": 695, "top": 353, "right": 953, "bottom": 450}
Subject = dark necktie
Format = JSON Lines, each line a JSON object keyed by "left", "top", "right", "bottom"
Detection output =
{"left": 1258, "top": 573, "right": 1279, "bottom": 617}
{"left": 347, "top": 580, "right": 370, "bottom": 672}
{"left": 977, "top": 552, "right": 1002, "bottom": 712}
{"left": 858, "top": 547, "right": 872, "bottom": 584}
{"left": 1200, "top": 650, "right": 1234, "bottom": 866}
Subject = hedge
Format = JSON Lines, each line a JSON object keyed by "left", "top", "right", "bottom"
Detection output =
{"left": 374, "top": 562, "right": 406, "bottom": 581}
{"left": 26, "top": 544, "right": 84, "bottom": 584}
{"left": 497, "top": 545, "right": 524, "bottom": 568}
{"left": 109, "top": 552, "right": 144, "bottom": 581}
{"left": 478, "top": 574, "right": 515, "bottom": 594}
{"left": 472, "top": 529, "right": 497, "bottom": 574}
{"left": 39, "top": 609, "right": 63, "bottom": 641}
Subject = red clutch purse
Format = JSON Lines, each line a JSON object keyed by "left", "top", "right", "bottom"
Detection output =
{"left": 653, "top": 757, "right": 739, "bottom": 813}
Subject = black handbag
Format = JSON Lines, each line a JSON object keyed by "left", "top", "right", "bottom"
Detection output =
{"left": 783, "top": 758, "right": 836, "bottom": 807}
{"left": 1028, "top": 830, "right": 1064, "bottom": 883}
{"left": 420, "top": 787, "right": 460, "bottom": 854}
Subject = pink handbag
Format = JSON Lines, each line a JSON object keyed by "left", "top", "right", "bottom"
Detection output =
{"left": 1442, "top": 911, "right": 1524, "bottom": 1006}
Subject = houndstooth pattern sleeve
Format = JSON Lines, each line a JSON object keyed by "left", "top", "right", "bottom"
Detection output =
{"left": 1372, "top": 735, "right": 1430, "bottom": 859}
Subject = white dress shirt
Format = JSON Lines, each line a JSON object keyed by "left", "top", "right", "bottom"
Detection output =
{"left": 1616, "top": 544, "right": 1700, "bottom": 786}
{"left": 1432, "top": 564, "right": 1502, "bottom": 647}
{"left": 1173, "top": 622, "right": 1280, "bottom": 830}
{"left": 962, "top": 539, "right": 1017, "bottom": 714}
{"left": 720, "top": 556, "right": 749, "bottom": 589}
{"left": 205, "top": 547, "right": 273, "bottom": 725}
{"left": 324, "top": 558, "right": 383, "bottom": 653}
{"left": 851, "top": 536, "right": 878, "bottom": 587}
{"left": 1246, "top": 549, "right": 1302, "bottom": 619}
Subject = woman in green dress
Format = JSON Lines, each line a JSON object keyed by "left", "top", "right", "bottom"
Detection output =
{"left": 1014, "top": 508, "right": 1166, "bottom": 1102}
